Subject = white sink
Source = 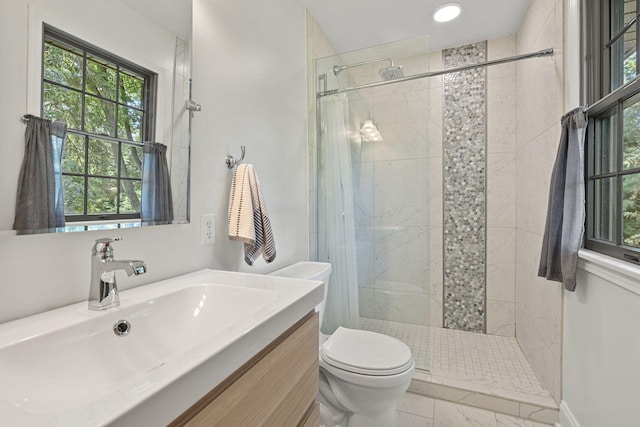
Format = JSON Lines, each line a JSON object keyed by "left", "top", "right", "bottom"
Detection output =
{"left": 0, "top": 269, "right": 323, "bottom": 426}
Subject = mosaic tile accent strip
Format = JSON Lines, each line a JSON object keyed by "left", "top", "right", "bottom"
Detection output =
{"left": 442, "top": 42, "right": 487, "bottom": 333}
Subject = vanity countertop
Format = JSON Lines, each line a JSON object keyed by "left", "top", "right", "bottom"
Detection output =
{"left": 0, "top": 269, "right": 323, "bottom": 426}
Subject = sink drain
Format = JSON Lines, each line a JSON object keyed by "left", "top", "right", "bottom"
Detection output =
{"left": 113, "top": 320, "right": 131, "bottom": 336}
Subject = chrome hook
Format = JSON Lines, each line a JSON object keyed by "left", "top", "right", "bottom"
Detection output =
{"left": 225, "top": 146, "right": 246, "bottom": 169}
{"left": 185, "top": 100, "right": 201, "bottom": 112}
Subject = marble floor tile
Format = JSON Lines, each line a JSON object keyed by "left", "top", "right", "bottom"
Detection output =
{"left": 433, "top": 400, "right": 498, "bottom": 427}
{"left": 495, "top": 413, "right": 554, "bottom": 427}
{"left": 433, "top": 401, "right": 555, "bottom": 427}
{"left": 395, "top": 401, "right": 555, "bottom": 427}
{"left": 397, "top": 410, "right": 434, "bottom": 427}
{"left": 397, "top": 392, "right": 435, "bottom": 419}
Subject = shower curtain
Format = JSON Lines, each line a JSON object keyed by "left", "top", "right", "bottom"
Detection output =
{"left": 317, "top": 94, "right": 360, "bottom": 334}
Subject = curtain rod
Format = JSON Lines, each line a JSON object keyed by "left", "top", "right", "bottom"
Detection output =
{"left": 18, "top": 117, "right": 145, "bottom": 147}
{"left": 318, "top": 47, "right": 554, "bottom": 98}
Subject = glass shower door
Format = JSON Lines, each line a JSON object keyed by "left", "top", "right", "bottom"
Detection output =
{"left": 313, "top": 35, "right": 432, "bottom": 371}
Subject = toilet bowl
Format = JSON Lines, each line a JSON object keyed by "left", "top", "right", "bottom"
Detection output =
{"left": 269, "top": 262, "right": 415, "bottom": 427}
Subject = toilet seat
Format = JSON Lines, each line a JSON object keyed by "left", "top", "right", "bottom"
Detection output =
{"left": 320, "top": 327, "right": 413, "bottom": 376}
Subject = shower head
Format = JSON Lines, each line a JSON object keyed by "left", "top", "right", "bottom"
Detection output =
{"left": 378, "top": 64, "right": 404, "bottom": 80}
{"left": 333, "top": 57, "right": 404, "bottom": 79}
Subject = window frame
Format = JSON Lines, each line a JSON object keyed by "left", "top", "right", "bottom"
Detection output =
{"left": 585, "top": 0, "right": 640, "bottom": 264}
{"left": 41, "top": 24, "right": 157, "bottom": 223}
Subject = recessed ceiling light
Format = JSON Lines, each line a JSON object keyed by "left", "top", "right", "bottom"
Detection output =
{"left": 433, "top": 3, "right": 462, "bottom": 23}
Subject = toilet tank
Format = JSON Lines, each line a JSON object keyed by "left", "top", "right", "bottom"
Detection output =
{"left": 268, "top": 262, "right": 331, "bottom": 326}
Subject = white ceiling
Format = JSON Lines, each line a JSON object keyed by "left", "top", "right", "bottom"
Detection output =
{"left": 120, "top": 0, "right": 191, "bottom": 41}
{"left": 302, "top": 0, "right": 531, "bottom": 53}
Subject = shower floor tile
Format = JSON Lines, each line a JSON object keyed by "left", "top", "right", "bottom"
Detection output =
{"left": 359, "top": 317, "right": 556, "bottom": 408}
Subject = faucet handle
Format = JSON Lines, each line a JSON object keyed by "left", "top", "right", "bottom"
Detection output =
{"left": 92, "top": 237, "right": 122, "bottom": 256}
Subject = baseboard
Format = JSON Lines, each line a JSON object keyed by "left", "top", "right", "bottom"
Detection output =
{"left": 557, "top": 400, "right": 580, "bottom": 427}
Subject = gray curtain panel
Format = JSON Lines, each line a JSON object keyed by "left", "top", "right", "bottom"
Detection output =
{"left": 141, "top": 142, "right": 174, "bottom": 225}
{"left": 13, "top": 115, "right": 67, "bottom": 233}
{"left": 538, "top": 107, "right": 588, "bottom": 291}
{"left": 50, "top": 121, "right": 67, "bottom": 227}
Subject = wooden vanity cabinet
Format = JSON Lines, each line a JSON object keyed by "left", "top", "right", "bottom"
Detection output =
{"left": 170, "top": 311, "right": 319, "bottom": 427}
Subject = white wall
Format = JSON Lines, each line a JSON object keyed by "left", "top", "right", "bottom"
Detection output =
{"left": 192, "top": 0, "right": 308, "bottom": 272}
{"left": 515, "top": 0, "right": 565, "bottom": 402}
{"left": 0, "top": 0, "right": 308, "bottom": 324}
{"left": 562, "top": 254, "right": 640, "bottom": 427}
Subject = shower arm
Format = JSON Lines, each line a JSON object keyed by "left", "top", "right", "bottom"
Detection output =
{"left": 333, "top": 57, "right": 393, "bottom": 76}
{"left": 320, "top": 47, "right": 554, "bottom": 97}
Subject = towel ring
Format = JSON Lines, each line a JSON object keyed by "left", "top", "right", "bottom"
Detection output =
{"left": 225, "top": 146, "right": 246, "bottom": 169}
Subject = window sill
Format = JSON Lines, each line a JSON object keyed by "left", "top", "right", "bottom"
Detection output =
{"left": 0, "top": 220, "right": 142, "bottom": 237}
{"left": 578, "top": 249, "right": 640, "bottom": 296}
{"left": 63, "top": 220, "right": 141, "bottom": 233}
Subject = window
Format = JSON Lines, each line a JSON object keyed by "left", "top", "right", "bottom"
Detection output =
{"left": 586, "top": 0, "right": 640, "bottom": 263}
{"left": 41, "top": 25, "right": 157, "bottom": 222}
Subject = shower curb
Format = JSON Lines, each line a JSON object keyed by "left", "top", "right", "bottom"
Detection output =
{"left": 409, "top": 371, "right": 559, "bottom": 424}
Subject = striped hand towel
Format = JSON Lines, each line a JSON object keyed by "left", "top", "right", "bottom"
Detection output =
{"left": 228, "top": 164, "right": 276, "bottom": 265}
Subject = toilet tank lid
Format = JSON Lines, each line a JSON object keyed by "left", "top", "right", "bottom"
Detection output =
{"left": 268, "top": 262, "right": 332, "bottom": 281}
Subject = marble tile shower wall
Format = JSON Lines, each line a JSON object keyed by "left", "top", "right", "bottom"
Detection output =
{"left": 429, "top": 37, "right": 517, "bottom": 336}
{"left": 485, "top": 37, "right": 518, "bottom": 338}
{"left": 515, "top": 0, "right": 564, "bottom": 402}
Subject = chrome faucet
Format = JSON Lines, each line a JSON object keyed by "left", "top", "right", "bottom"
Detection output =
{"left": 89, "top": 237, "right": 146, "bottom": 310}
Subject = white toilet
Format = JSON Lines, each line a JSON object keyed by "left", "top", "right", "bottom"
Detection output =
{"left": 269, "top": 262, "right": 415, "bottom": 427}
